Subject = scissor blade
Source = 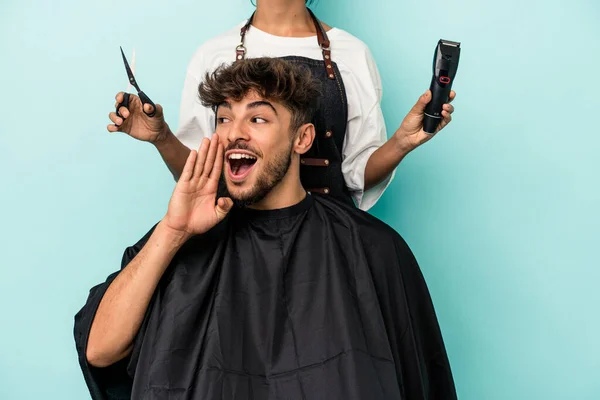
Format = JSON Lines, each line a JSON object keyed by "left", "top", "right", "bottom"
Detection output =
{"left": 127, "top": 48, "right": 136, "bottom": 92}
{"left": 120, "top": 46, "right": 141, "bottom": 92}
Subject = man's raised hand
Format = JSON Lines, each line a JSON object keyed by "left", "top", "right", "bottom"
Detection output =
{"left": 163, "top": 134, "right": 233, "bottom": 240}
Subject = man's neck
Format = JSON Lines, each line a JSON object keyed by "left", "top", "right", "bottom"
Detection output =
{"left": 250, "top": 165, "right": 307, "bottom": 210}
{"left": 253, "top": 0, "right": 315, "bottom": 37}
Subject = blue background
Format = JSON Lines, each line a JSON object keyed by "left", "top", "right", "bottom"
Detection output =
{"left": 1, "top": 0, "right": 598, "bottom": 398}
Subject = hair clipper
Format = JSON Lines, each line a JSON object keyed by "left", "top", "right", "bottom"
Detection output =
{"left": 423, "top": 39, "right": 461, "bottom": 134}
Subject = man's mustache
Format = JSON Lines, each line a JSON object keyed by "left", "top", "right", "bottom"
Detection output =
{"left": 224, "top": 141, "right": 262, "bottom": 158}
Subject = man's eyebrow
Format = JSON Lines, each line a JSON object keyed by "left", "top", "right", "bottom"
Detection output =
{"left": 216, "top": 101, "right": 231, "bottom": 110}
{"left": 247, "top": 100, "right": 277, "bottom": 115}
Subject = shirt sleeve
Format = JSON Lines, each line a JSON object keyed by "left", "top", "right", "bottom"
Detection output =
{"left": 340, "top": 46, "right": 395, "bottom": 211}
{"left": 173, "top": 52, "right": 215, "bottom": 151}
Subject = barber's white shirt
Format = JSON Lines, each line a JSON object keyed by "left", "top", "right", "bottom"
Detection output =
{"left": 175, "top": 21, "right": 394, "bottom": 210}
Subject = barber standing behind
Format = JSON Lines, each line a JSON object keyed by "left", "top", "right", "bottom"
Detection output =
{"left": 107, "top": 0, "right": 456, "bottom": 210}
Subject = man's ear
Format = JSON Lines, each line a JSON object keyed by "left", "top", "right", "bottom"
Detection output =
{"left": 294, "top": 123, "right": 315, "bottom": 155}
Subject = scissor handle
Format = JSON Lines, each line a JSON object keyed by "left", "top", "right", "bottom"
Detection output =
{"left": 138, "top": 91, "right": 156, "bottom": 118}
{"left": 115, "top": 92, "right": 130, "bottom": 126}
{"left": 115, "top": 92, "right": 156, "bottom": 126}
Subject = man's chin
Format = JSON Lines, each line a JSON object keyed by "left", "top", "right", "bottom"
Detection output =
{"left": 225, "top": 179, "right": 253, "bottom": 195}
{"left": 218, "top": 179, "right": 256, "bottom": 208}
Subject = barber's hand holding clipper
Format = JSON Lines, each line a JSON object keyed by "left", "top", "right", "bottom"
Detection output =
{"left": 394, "top": 89, "right": 455, "bottom": 151}
{"left": 394, "top": 39, "right": 460, "bottom": 152}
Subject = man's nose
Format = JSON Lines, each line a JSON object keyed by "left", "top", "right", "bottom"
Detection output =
{"left": 227, "top": 120, "right": 251, "bottom": 144}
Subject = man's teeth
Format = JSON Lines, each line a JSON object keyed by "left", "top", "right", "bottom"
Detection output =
{"left": 228, "top": 153, "right": 256, "bottom": 160}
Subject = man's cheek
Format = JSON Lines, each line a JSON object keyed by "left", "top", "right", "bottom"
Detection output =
{"left": 215, "top": 130, "right": 228, "bottom": 143}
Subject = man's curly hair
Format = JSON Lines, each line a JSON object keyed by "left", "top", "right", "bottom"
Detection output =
{"left": 198, "top": 57, "right": 322, "bottom": 133}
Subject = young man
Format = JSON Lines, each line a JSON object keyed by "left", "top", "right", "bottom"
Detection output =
{"left": 75, "top": 58, "right": 456, "bottom": 399}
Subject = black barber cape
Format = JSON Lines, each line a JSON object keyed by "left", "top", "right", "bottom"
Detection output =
{"left": 74, "top": 194, "right": 456, "bottom": 399}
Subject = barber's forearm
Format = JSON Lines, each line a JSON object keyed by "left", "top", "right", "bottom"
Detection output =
{"left": 86, "top": 220, "right": 188, "bottom": 367}
{"left": 364, "top": 136, "right": 411, "bottom": 191}
{"left": 154, "top": 128, "right": 191, "bottom": 180}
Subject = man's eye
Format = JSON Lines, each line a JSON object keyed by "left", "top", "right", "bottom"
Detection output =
{"left": 252, "top": 117, "right": 267, "bottom": 124}
{"left": 217, "top": 117, "right": 231, "bottom": 124}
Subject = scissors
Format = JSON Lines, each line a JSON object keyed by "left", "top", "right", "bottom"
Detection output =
{"left": 115, "top": 46, "right": 156, "bottom": 121}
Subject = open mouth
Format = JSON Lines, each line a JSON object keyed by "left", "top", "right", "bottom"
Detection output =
{"left": 227, "top": 152, "right": 257, "bottom": 181}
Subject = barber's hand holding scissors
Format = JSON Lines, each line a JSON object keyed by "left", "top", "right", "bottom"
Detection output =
{"left": 108, "top": 92, "right": 169, "bottom": 144}
{"left": 107, "top": 47, "right": 170, "bottom": 144}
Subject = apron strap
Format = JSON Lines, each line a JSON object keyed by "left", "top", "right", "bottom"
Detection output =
{"left": 236, "top": 8, "right": 336, "bottom": 80}
{"left": 306, "top": 8, "right": 336, "bottom": 80}
{"left": 236, "top": 12, "right": 254, "bottom": 61}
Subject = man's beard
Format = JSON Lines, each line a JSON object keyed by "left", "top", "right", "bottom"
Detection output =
{"left": 218, "top": 141, "right": 293, "bottom": 208}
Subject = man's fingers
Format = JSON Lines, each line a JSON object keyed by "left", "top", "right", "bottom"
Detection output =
{"left": 107, "top": 124, "right": 119, "bottom": 132}
{"left": 115, "top": 92, "right": 124, "bottom": 103}
{"left": 215, "top": 197, "right": 234, "bottom": 221}
{"left": 193, "top": 138, "right": 211, "bottom": 179}
{"left": 210, "top": 141, "right": 224, "bottom": 181}
{"left": 203, "top": 134, "right": 219, "bottom": 178}
{"left": 180, "top": 150, "right": 198, "bottom": 182}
